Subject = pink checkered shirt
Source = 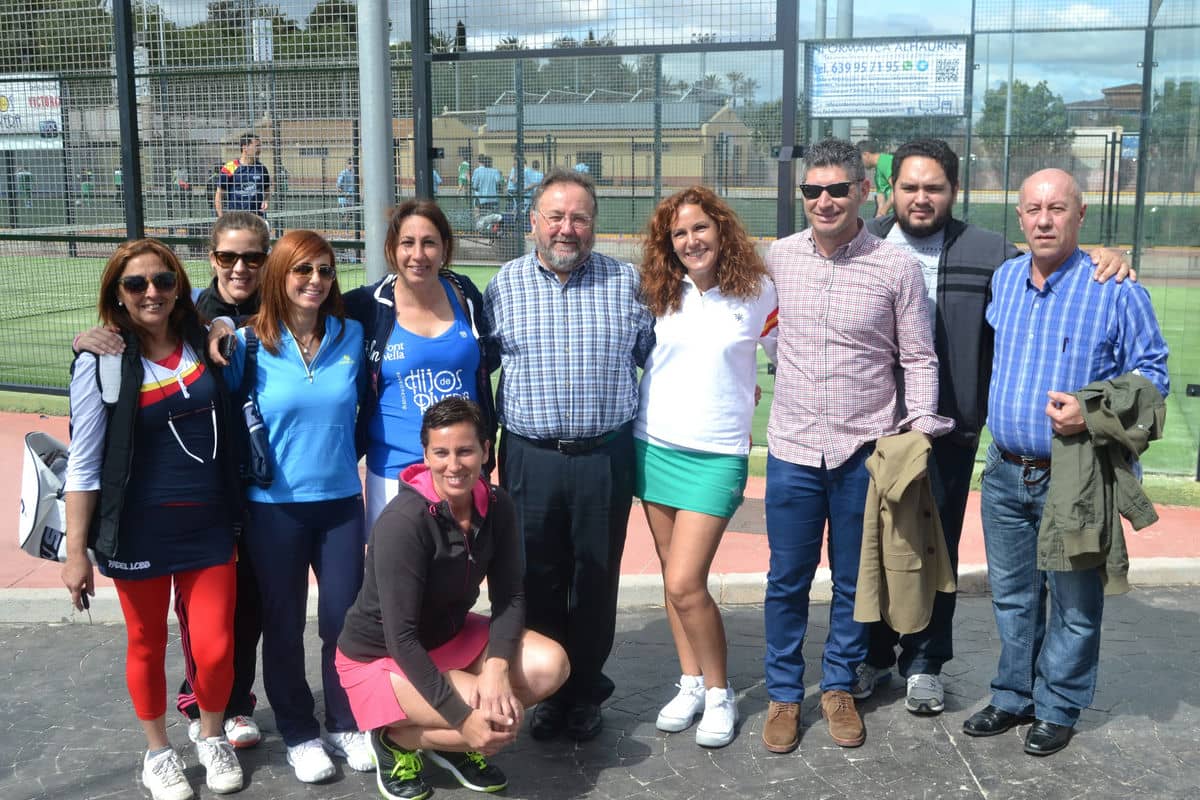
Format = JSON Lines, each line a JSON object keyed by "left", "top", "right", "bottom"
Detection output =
{"left": 766, "top": 223, "right": 954, "bottom": 468}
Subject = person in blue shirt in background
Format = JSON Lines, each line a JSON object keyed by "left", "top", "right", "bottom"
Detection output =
{"left": 471, "top": 155, "right": 502, "bottom": 215}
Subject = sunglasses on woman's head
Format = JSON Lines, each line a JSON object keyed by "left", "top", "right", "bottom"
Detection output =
{"left": 799, "top": 181, "right": 854, "bottom": 200}
{"left": 119, "top": 271, "right": 178, "bottom": 294}
{"left": 289, "top": 263, "right": 337, "bottom": 279}
{"left": 212, "top": 250, "right": 268, "bottom": 269}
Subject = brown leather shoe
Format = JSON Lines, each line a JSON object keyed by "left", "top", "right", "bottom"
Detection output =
{"left": 821, "top": 690, "right": 865, "bottom": 747}
{"left": 761, "top": 700, "right": 800, "bottom": 753}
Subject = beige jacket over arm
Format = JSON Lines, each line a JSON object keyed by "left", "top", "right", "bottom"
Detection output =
{"left": 854, "top": 431, "right": 956, "bottom": 634}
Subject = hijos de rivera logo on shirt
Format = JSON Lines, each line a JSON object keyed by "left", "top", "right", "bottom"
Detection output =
{"left": 402, "top": 368, "right": 468, "bottom": 412}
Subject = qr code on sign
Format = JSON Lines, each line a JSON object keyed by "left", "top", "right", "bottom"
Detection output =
{"left": 936, "top": 59, "right": 959, "bottom": 83}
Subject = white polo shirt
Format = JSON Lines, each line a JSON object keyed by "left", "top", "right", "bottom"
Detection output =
{"left": 635, "top": 275, "right": 778, "bottom": 455}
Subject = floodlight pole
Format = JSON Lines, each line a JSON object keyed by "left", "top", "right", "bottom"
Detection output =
{"left": 831, "top": 0, "right": 852, "bottom": 141}
{"left": 360, "top": 0, "right": 394, "bottom": 282}
{"left": 775, "top": 0, "right": 799, "bottom": 237}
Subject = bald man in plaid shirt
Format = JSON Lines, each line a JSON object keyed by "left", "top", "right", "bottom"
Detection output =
{"left": 759, "top": 139, "right": 954, "bottom": 755}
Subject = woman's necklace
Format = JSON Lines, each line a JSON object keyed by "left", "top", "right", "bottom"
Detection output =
{"left": 285, "top": 324, "right": 322, "bottom": 377}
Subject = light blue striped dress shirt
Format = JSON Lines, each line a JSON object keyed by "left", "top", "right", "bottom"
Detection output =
{"left": 986, "top": 248, "right": 1169, "bottom": 460}
{"left": 483, "top": 251, "right": 655, "bottom": 440}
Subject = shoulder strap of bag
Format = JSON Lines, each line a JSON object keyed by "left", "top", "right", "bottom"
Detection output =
{"left": 240, "top": 327, "right": 259, "bottom": 400}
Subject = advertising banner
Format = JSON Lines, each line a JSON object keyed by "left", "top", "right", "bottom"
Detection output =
{"left": 0, "top": 77, "right": 64, "bottom": 142}
{"left": 808, "top": 38, "right": 969, "bottom": 119}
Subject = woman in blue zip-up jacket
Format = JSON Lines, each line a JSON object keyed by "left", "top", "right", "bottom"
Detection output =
{"left": 222, "top": 229, "right": 375, "bottom": 784}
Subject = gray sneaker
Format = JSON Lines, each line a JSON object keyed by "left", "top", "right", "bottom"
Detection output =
{"left": 850, "top": 663, "right": 891, "bottom": 700}
{"left": 905, "top": 673, "right": 945, "bottom": 715}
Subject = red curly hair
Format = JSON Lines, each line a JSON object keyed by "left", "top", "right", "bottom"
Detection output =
{"left": 639, "top": 186, "right": 767, "bottom": 317}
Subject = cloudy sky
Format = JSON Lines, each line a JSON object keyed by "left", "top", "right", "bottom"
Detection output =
{"left": 151, "top": 0, "right": 1196, "bottom": 104}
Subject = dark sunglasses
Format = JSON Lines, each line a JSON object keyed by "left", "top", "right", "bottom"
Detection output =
{"left": 212, "top": 250, "right": 268, "bottom": 270}
{"left": 289, "top": 263, "right": 337, "bottom": 279}
{"left": 118, "top": 271, "right": 177, "bottom": 294}
{"left": 799, "top": 181, "right": 854, "bottom": 200}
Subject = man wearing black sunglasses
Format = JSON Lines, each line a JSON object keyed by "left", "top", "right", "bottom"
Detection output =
{"left": 760, "top": 138, "right": 954, "bottom": 756}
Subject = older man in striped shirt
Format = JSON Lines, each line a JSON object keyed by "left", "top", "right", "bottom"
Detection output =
{"left": 760, "top": 139, "right": 954, "bottom": 755}
{"left": 964, "top": 168, "right": 1168, "bottom": 756}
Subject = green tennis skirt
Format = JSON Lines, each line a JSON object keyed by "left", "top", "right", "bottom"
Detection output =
{"left": 634, "top": 438, "right": 748, "bottom": 519}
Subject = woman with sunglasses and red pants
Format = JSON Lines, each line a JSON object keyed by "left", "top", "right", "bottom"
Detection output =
{"left": 220, "top": 230, "right": 375, "bottom": 784}
{"left": 62, "top": 239, "right": 246, "bottom": 800}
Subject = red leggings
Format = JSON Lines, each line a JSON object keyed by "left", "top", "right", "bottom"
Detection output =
{"left": 113, "top": 559, "right": 236, "bottom": 721}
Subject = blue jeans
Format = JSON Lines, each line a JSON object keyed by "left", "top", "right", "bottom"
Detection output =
{"left": 244, "top": 496, "right": 365, "bottom": 745}
{"left": 980, "top": 444, "right": 1104, "bottom": 727}
{"left": 764, "top": 446, "right": 872, "bottom": 701}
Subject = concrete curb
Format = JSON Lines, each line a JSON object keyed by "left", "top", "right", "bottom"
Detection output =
{"left": 3, "top": 558, "right": 1198, "bottom": 624}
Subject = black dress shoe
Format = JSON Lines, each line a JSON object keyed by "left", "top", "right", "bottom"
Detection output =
{"left": 962, "top": 704, "right": 1035, "bottom": 737}
{"left": 1024, "top": 719, "right": 1072, "bottom": 756}
{"left": 530, "top": 700, "right": 566, "bottom": 741}
{"left": 565, "top": 702, "right": 603, "bottom": 742}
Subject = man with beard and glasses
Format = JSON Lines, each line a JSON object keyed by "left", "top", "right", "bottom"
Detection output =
{"left": 856, "top": 139, "right": 1133, "bottom": 718}
{"left": 483, "top": 168, "right": 655, "bottom": 743}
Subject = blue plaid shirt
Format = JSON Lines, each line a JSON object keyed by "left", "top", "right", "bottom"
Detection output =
{"left": 986, "top": 248, "right": 1169, "bottom": 459}
{"left": 483, "top": 250, "right": 655, "bottom": 440}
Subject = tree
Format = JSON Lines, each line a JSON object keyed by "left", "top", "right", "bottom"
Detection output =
{"left": 1149, "top": 79, "right": 1200, "bottom": 192}
{"left": 976, "top": 79, "right": 1069, "bottom": 140}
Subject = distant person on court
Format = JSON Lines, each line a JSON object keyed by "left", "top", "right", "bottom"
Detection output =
{"left": 857, "top": 140, "right": 893, "bottom": 218}
{"left": 214, "top": 133, "right": 270, "bottom": 218}
{"left": 471, "top": 155, "right": 502, "bottom": 214}
{"left": 337, "top": 160, "right": 356, "bottom": 209}
{"left": 337, "top": 398, "right": 569, "bottom": 800}
{"left": 16, "top": 165, "right": 33, "bottom": 208}
{"left": 637, "top": 186, "right": 778, "bottom": 749}
{"left": 458, "top": 158, "right": 471, "bottom": 195}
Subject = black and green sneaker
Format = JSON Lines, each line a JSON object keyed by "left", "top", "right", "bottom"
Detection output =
{"left": 370, "top": 729, "right": 432, "bottom": 800}
{"left": 426, "top": 750, "right": 508, "bottom": 793}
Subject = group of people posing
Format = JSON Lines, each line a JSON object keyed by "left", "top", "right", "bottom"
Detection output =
{"left": 59, "top": 136, "right": 1168, "bottom": 800}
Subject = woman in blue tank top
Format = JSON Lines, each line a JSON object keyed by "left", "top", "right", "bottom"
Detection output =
{"left": 343, "top": 200, "right": 494, "bottom": 528}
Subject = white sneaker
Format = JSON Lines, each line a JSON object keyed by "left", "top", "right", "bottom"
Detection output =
{"left": 186, "top": 719, "right": 202, "bottom": 744}
{"left": 141, "top": 748, "right": 194, "bottom": 800}
{"left": 905, "top": 673, "right": 945, "bottom": 715}
{"left": 695, "top": 684, "right": 738, "bottom": 748}
{"left": 195, "top": 736, "right": 244, "bottom": 794}
{"left": 323, "top": 730, "right": 375, "bottom": 772}
{"left": 287, "top": 737, "right": 336, "bottom": 783}
{"left": 224, "top": 715, "right": 261, "bottom": 748}
{"left": 850, "top": 663, "right": 891, "bottom": 700}
{"left": 655, "top": 674, "right": 705, "bottom": 732}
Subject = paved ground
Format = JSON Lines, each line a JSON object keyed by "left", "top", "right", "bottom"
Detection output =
{"left": 3, "top": 589, "right": 1199, "bottom": 800}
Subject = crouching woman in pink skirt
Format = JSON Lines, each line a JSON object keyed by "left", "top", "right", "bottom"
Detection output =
{"left": 335, "top": 397, "right": 569, "bottom": 800}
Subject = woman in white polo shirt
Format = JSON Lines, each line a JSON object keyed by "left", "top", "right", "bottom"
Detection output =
{"left": 635, "top": 186, "right": 778, "bottom": 748}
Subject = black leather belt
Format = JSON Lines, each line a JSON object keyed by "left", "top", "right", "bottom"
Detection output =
{"left": 999, "top": 450, "right": 1051, "bottom": 470}
{"left": 512, "top": 429, "right": 621, "bottom": 455}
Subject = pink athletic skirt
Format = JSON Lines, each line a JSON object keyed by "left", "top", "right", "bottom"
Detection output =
{"left": 335, "top": 613, "right": 490, "bottom": 732}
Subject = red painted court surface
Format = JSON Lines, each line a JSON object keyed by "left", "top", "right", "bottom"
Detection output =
{"left": 3, "top": 411, "right": 1197, "bottom": 592}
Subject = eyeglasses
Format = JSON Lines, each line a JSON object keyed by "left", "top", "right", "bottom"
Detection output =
{"left": 289, "top": 263, "right": 337, "bottom": 279}
{"left": 535, "top": 209, "right": 594, "bottom": 230}
{"left": 118, "top": 271, "right": 178, "bottom": 294}
{"left": 212, "top": 250, "right": 268, "bottom": 270}
{"left": 799, "top": 182, "right": 854, "bottom": 200}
